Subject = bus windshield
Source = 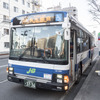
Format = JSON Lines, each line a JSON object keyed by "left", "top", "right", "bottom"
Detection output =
{"left": 10, "top": 25, "right": 68, "bottom": 64}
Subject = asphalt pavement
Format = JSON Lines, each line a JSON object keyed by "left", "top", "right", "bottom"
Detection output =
{"left": 0, "top": 57, "right": 87, "bottom": 100}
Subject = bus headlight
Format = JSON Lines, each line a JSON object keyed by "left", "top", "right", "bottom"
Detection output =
{"left": 8, "top": 67, "right": 14, "bottom": 75}
{"left": 57, "top": 74, "right": 63, "bottom": 83}
{"left": 9, "top": 71, "right": 13, "bottom": 74}
{"left": 9, "top": 67, "right": 13, "bottom": 71}
{"left": 57, "top": 79, "right": 62, "bottom": 83}
{"left": 57, "top": 74, "right": 62, "bottom": 79}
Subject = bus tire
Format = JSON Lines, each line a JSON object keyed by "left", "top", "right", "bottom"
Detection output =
{"left": 90, "top": 61, "right": 92, "bottom": 65}
{"left": 75, "top": 62, "right": 82, "bottom": 84}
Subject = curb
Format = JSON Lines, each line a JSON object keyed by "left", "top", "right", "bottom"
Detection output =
{"left": 74, "top": 57, "right": 100, "bottom": 100}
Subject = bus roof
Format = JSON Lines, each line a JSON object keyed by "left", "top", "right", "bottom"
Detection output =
{"left": 70, "top": 16, "right": 93, "bottom": 37}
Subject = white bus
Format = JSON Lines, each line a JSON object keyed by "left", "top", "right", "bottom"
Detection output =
{"left": 7, "top": 11, "right": 94, "bottom": 91}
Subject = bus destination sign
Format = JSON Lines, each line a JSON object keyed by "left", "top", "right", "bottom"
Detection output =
{"left": 13, "top": 13, "right": 64, "bottom": 25}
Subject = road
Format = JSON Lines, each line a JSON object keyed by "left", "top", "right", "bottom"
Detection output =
{"left": 0, "top": 56, "right": 97, "bottom": 100}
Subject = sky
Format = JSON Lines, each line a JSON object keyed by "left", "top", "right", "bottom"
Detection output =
{"left": 41, "top": 0, "right": 100, "bottom": 34}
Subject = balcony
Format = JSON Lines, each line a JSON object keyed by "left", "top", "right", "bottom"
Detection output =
{"left": 2, "top": 19, "right": 10, "bottom": 23}
{"left": 2, "top": 15, "right": 10, "bottom": 23}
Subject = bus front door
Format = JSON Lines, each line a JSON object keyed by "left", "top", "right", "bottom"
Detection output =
{"left": 70, "top": 29, "right": 77, "bottom": 83}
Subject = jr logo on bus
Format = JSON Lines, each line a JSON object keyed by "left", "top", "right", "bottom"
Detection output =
{"left": 26, "top": 68, "right": 36, "bottom": 74}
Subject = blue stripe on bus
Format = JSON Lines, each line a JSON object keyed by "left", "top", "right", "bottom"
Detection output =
{"left": 11, "top": 64, "right": 69, "bottom": 78}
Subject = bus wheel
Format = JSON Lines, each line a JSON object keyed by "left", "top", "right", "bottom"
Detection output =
{"left": 90, "top": 61, "right": 92, "bottom": 65}
{"left": 75, "top": 63, "right": 82, "bottom": 84}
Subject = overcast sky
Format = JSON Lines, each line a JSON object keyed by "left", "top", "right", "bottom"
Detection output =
{"left": 41, "top": 0, "right": 100, "bottom": 34}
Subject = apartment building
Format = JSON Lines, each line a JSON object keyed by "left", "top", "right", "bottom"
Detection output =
{"left": 47, "top": 5, "right": 78, "bottom": 19}
{"left": 62, "top": 7, "right": 78, "bottom": 19}
{"left": 0, "top": 0, "right": 41, "bottom": 52}
{"left": 32, "top": 0, "right": 41, "bottom": 12}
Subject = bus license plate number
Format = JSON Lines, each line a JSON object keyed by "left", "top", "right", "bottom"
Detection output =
{"left": 24, "top": 80, "right": 36, "bottom": 89}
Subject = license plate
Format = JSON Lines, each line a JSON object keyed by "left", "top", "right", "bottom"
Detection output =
{"left": 24, "top": 80, "right": 36, "bottom": 89}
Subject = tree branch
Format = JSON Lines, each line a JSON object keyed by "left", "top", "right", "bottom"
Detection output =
{"left": 88, "top": 0, "right": 100, "bottom": 24}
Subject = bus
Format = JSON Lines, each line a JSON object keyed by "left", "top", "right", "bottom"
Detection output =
{"left": 7, "top": 11, "right": 94, "bottom": 91}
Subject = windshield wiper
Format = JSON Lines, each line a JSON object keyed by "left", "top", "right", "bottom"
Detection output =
{"left": 18, "top": 37, "right": 35, "bottom": 60}
{"left": 41, "top": 56, "right": 49, "bottom": 63}
{"left": 18, "top": 47, "right": 31, "bottom": 60}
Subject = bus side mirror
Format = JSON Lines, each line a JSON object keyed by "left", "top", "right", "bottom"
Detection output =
{"left": 62, "top": 23, "right": 67, "bottom": 28}
{"left": 64, "top": 29, "right": 70, "bottom": 40}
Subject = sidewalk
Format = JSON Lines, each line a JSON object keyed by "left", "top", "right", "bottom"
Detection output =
{"left": 74, "top": 57, "right": 100, "bottom": 100}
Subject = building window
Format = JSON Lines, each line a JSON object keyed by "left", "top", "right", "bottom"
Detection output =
{"left": 3, "top": 15, "right": 9, "bottom": 21}
{"left": 3, "top": 2, "right": 9, "bottom": 9}
{"left": 4, "top": 29, "right": 9, "bottom": 35}
{"left": 73, "top": 9, "right": 76, "bottom": 12}
{"left": 73, "top": 14, "right": 76, "bottom": 17}
{"left": 22, "top": 10, "right": 25, "bottom": 14}
{"left": 15, "top": 0, "right": 18, "bottom": 2}
{"left": 14, "top": 6, "right": 18, "bottom": 13}
{"left": 27, "top": 2, "right": 30, "bottom": 8}
{"left": 4, "top": 42, "right": 9, "bottom": 48}
{"left": 22, "top": 0, "right": 25, "bottom": 5}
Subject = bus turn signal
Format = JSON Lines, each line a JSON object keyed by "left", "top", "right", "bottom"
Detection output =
{"left": 64, "top": 76, "right": 69, "bottom": 83}
{"left": 6, "top": 67, "right": 8, "bottom": 73}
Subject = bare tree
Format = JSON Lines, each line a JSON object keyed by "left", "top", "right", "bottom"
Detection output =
{"left": 88, "top": 0, "right": 100, "bottom": 24}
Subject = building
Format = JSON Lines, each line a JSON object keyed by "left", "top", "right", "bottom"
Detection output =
{"left": 47, "top": 5, "right": 78, "bottom": 19}
{"left": 31, "top": 0, "right": 41, "bottom": 12}
{"left": 62, "top": 7, "right": 78, "bottom": 19}
{"left": 0, "top": 0, "right": 40, "bottom": 52}
{"left": 47, "top": 3, "right": 61, "bottom": 11}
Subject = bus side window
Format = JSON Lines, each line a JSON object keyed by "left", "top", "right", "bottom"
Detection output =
{"left": 77, "top": 30, "right": 83, "bottom": 53}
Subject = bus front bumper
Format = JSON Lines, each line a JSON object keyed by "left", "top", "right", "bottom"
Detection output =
{"left": 7, "top": 74, "right": 69, "bottom": 91}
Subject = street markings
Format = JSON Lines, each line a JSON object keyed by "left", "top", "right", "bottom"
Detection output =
{"left": 0, "top": 65, "right": 8, "bottom": 68}
{"left": 0, "top": 80, "right": 8, "bottom": 84}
